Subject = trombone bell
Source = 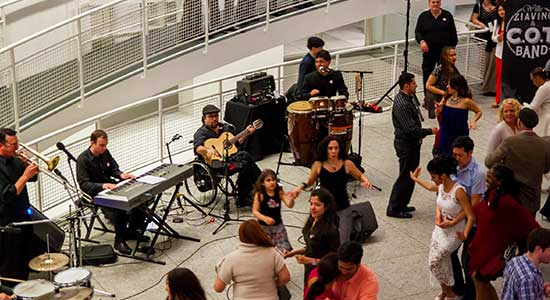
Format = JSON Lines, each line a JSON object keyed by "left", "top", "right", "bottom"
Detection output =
{"left": 47, "top": 156, "right": 60, "bottom": 171}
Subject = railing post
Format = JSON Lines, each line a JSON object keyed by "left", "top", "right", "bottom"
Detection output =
{"left": 465, "top": 34, "right": 471, "bottom": 79}
{"left": 277, "top": 65, "right": 282, "bottom": 92}
{"left": 335, "top": 53, "right": 340, "bottom": 70}
{"left": 158, "top": 98, "right": 164, "bottom": 162}
{"left": 9, "top": 48, "right": 19, "bottom": 130}
{"left": 141, "top": 0, "right": 148, "bottom": 78}
{"left": 203, "top": 0, "right": 209, "bottom": 54}
{"left": 76, "top": 20, "right": 86, "bottom": 108}
{"left": 0, "top": 7, "right": 6, "bottom": 47}
{"left": 325, "top": 0, "right": 330, "bottom": 13}
{"left": 218, "top": 80, "right": 223, "bottom": 110}
{"left": 264, "top": 0, "right": 270, "bottom": 32}
{"left": 391, "top": 44, "right": 399, "bottom": 98}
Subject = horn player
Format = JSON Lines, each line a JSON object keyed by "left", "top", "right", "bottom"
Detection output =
{"left": 0, "top": 128, "right": 39, "bottom": 287}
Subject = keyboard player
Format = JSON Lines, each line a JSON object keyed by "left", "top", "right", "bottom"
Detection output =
{"left": 76, "top": 129, "right": 147, "bottom": 255}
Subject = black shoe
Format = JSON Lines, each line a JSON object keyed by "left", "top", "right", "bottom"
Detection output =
{"left": 386, "top": 212, "right": 413, "bottom": 219}
{"left": 126, "top": 232, "right": 151, "bottom": 242}
{"left": 404, "top": 206, "right": 416, "bottom": 212}
{"left": 114, "top": 241, "right": 132, "bottom": 255}
{"left": 137, "top": 245, "right": 156, "bottom": 255}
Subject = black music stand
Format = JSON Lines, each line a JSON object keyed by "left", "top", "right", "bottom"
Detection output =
{"left": 117, "top": 182, "right": 200, "bottom": 265}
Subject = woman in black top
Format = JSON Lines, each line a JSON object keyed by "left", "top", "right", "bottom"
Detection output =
{"left": 289, "top": 136, "right": 372, "bottom": 244}
{"left": 284, "top": 188, "right": 340, "bottom": 283}
{"left": 470, "top": 0, "right": 498, "bottom": 96}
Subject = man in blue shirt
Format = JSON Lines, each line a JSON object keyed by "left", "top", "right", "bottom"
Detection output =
{"left": 450, "top": 136, "right": 487, "bottom": 299}
{"left": 294, "top": 36, "right": 324, "bottom": 99}
{"left": 502, "top": 228, "right": 550, "bottom": 300}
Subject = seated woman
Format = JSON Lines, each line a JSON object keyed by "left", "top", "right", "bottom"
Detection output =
{"left": 410, "top": 155, "right": 475, "bottom": 300}
{"left": 285, "top": 188, "right": 340, "bottom": 283}
{"left": 304, "top": 253, "right": 340, "bottom": 300}
{"left": 468, "top": 165, "right": 539, "bottom": 300}
{"left": 486, "top": 98, "right": 521, "bottom": 154}
{"left": 165, "top": 268, "right": 206, "bottom": 300}
{"left": 213, "top": 219, "right": 290, "bottom": 300}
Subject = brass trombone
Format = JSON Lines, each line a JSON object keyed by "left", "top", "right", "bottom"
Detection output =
{"left": 17, "top": 143, "right": 93, "bottom": 203}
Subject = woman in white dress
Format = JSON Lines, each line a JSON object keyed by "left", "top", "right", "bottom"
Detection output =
{"left": 529, "top": 67, "right": 550, "bottom": 136}
{"left": 486, "top": 98, "right": 521, "bottom": 153}
{"left": 410, "top": 155, "right": 475, "bottom": 300}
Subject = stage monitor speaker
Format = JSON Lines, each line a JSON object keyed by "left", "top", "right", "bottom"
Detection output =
{"left": 350, "top": 201, "right": 378, "bottom": 243}
{"left": 29, "top": 205, "right": 65, "bottom": 253}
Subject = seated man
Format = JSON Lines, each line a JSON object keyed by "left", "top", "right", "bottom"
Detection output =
{"left": 76, "top": 129, "right": 147, "bottom": 255}
{"left": 296, "top": 49, "right": 349, "bottom": 100}
{"left": 332, "top": 241, "right": 379, "bottom": 300}
{"left": 193, "top": 105, "right": 261, "bottom": 207}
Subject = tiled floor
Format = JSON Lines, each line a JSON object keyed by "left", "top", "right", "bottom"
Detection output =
{"left": 53, "top": 86, "right": 550, "bottom": 300}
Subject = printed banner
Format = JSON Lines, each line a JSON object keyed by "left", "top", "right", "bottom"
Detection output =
{"left": 501, "top": 1, "right": 550, "bottom": 103}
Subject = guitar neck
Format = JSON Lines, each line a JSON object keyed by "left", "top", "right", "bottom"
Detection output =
{"left": 228, "top": 128, "right": 250, "bottom": 145}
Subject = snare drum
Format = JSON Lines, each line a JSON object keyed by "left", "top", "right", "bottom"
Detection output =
{"left": 330, "top": 95, "right": 348, "bottom": 115}
{"left": 35, "top": 287, "right": 93, "bottom": 300}
{"left": 287, "top": 101, "right": 319, "bottom": 166}
{"left": 330, "top": 103, "right": 354, "bottom": 154}
{"left": 13, "top": 280, "right": 55, "bottom": 300}
{"left": 309, "top": 96, "right": 331, "bottom": 118}
{"left": 54, "top": 267, "right": 92, "bottom": 288}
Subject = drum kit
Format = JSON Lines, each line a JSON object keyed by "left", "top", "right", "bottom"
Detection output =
{"left": 287, "top": 95, "right": 355, "bottom": 166}
{"left": 4, "top": 252, "right": 95, "bottom": 300}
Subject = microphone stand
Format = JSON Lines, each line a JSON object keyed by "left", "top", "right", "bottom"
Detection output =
{"left": 211, "top": 126, "right": 242, "bottom": 235}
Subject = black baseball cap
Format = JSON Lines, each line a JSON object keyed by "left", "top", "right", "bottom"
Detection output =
{"left": 202, "top": 105, "right": 220, "bottom": 115}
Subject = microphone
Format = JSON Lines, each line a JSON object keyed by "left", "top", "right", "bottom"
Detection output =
{"left": 56, "top": 142, "right": 77, "bottom": 162}
{"left": 54, "top": 169, "right": 70, "bottom": 184}
{"left": 171, "top": 134, "right": 182, "bottom": 142}
{"left": 319, "top": 66, "right": 330, "bottom": 74}
{"left": 0, "top": 226, "right": 21, "bottom": 234}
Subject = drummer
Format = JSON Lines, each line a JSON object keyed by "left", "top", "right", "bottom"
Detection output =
{"left": 295, "top": 50, "right": 349, "bottom": 100}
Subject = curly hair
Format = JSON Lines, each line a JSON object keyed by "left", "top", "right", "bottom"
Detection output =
{"left": 497, "top": 98, "right": 522, "bottom": 122}
{"left": 316, "top": 136, "right": 347, "bottom": 162}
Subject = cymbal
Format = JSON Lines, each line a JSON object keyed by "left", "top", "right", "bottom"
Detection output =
{"left": 29, "top": 253, "right": 69, "bottom": 271}
{"left": 35, "top": 287, "right": 93, "bottom": 300}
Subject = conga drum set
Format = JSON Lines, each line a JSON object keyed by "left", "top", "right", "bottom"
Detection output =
{"left": 287, "top": 95, "right": 354, "bottom": 166}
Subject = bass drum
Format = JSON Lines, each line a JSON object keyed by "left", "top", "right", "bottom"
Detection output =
{"left": 329, "top": 103, "right": 354, "bottom": 154}
{"left": 287, "top": 101, "right": 319, "bottom": 167}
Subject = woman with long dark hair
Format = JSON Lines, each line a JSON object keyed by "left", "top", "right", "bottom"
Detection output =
{"left": 285, "top": 188, "right": 340, "bottom": 283}
{"left": 410, "top": 155, "right": 475, "bottom": 300}
{"left": 425, "top": 46, "right": 460, "bottom": 119}
{"left": 436, "top": 74, "right": 482, "bottom": 155}
{"left": 289, "top": 136, "right": 372, "bottom": 244}
{"left": 468, "top": 165, "right": 539, "bottom": 300}
{"left": 490, "top": 3, "right": 505, "bottom": 108}
{"left": 213, "top": 220, "right": 290, "bottom": 300}
{"left": 165, "top": 268, "right": 206, "bottom": 300}
{"left": 304, "top": 253, "right": 340, "bottom": 300}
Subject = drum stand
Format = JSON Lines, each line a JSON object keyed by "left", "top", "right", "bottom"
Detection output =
{"left": 66, "top": 206, "right": 116, "bottom": 298}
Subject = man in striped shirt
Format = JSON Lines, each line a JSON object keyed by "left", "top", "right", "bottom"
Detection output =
{"left": 386, "top": 73, "right": 437, "bottom": 218}
{"left": 502, "top": 228, "right": 550, "bottom": 300}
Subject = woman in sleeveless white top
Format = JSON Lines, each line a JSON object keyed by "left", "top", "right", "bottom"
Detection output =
{"left": 410, "top": 156, "right": 474, "bottom": 300}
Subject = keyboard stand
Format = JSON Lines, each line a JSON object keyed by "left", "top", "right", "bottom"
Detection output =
{"left": 117, "top": 182, "right": 200, "bottom": 265}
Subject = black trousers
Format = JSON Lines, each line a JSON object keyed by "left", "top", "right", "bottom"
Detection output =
{"left": 422, "top": 53, "right": 439, "bottom": 94}
{"left": 232, "top": 151, "right": 261, "bottom": 204}
{"left": 112, "top": 208, "right": 147, "bottom": 243}
{"left": 460, "top": 226, "right": 477, "bottom": 300}
{"left": 387, "top": 139, "right": 421, "bottom": 214}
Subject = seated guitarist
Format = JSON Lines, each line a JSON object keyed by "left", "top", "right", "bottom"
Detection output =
{"left": 193, "top": 105, "right": 261, "bottom": 207}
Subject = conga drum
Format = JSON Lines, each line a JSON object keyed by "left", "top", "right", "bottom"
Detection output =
{"left": 309, "top": 96, "right": 331, "bottom": 120}
{"left": 329, "top": 103, "right": 354, "bottom": 154}
{"left": 287, "top": 101, "right": 319, "bottom": 166}
{"left": 330, "top": 95, "right": 348, "bottom": 115}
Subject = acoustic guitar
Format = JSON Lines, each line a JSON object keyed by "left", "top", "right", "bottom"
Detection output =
{"left": 202, "top": 119, "right": 263, "bottom": 165}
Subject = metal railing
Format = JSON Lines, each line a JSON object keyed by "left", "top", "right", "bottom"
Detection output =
{"left": 24, "top": 28, "right": 488, "bottom": 212}
{"left": 0, "top": 0, "right": 346, "bottom": 131}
